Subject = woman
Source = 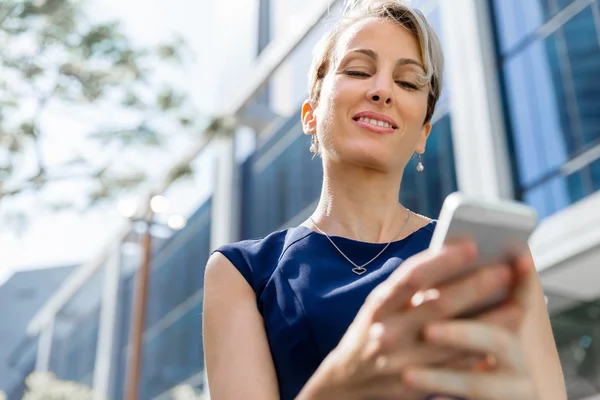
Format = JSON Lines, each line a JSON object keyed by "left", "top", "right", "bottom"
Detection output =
{"left": 203, "top": 1, "right": 566, "bottom": 399}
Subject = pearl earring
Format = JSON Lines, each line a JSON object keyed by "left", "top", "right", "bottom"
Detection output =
{"left": 416, "top": 153, "right": 424, "bottom": 172}
{"left": 309, "top": 135, "right": 318, "bottom": 154}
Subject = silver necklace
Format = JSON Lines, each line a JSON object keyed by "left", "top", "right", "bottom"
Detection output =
{"left": 309, "top": 210, "right": 411, "bottom": 276}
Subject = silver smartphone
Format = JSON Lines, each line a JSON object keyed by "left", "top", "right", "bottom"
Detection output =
{"left": 429, "top": 192, "right": 538, "bottom": 315}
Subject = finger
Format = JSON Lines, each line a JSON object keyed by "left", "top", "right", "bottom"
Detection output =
{"left": 422, "top": 321, "right": 525, "bottom": 372}
{"left": 435, "top": 352, "right": 485, "bottom": 370}
{"left": 372, "top": 241, "right": 478, "bottom": 318}
{"left": 512, "top": 252, "right": 537, "bottom": 311}
{"left": 373, "top": 314, "right": 482, "bottom": 368}
{"left": 367, "top": 376, "right": 426, "bottom": 400}
{"left": 403, "top": 368, "right": 535, "bottom": 400}
{"left": 409, "top": 264, "right": 512, "bottom": 327}
{"left": 430, "top": 397, "right": 459, "bottom": 400}
{"left": 474, "top": 301, "right": 523, "bottom": 334}
{"left": 369, "top": 342, "right": 465, "bottom": 376}
{"left": 429, "top": 397, "right": 467, "bottom": 400}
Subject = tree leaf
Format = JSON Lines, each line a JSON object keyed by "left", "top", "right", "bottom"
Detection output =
{"left": 179, "top": 116, "right": 192, "bottom": 127}
{"left": 157, "top": 89, "right": 183, "bottom": 111}
{"left": 166, "top": 163, "right": 193, "bottom": 184}
{"left": 206, "top": 115, "right": 237, "bottom": 138}
{"left": 20, "top": 121, "right": 36, "bottom": 137}
{"left": 0, "top": 0, "right": 199, "bottom": 233}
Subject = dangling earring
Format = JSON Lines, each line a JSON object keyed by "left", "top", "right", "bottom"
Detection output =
{"left": 309, "top": 135, "right": 318, "bottom": 155}
{"left": 416, "top": 153, "right": 424, "bottom": 172}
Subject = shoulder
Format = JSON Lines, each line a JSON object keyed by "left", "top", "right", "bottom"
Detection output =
{"left": 403, "top": 210, "right": 437, "bottom": 237}
{"left": 210, "top": 227, "right": 313, "bottom": 290}
{"left": 421, "top": 219, "right": 437, "bottom": 234}
{"left": 407, "top": 214, "right": 437, "bottom": 238}
{"left": 406, "top": 218, "right": 437, "bottom": 253}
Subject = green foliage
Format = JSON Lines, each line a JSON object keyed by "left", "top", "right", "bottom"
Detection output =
{"left": 22, "top": 371, "right": 95, "bottom": 399}
{"left": 0, "top": 0, "right": 238, "bottom": 231}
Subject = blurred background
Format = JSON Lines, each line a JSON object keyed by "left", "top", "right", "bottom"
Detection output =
{"left": 0, "top": 0, "right": 599, "bottom": 399}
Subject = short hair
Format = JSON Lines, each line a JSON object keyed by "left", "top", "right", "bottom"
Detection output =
{"left": 308, "top": 0, "right": 444, "bottom": 124}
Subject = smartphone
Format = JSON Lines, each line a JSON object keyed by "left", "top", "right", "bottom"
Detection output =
{"left": 428, "top": 192, "right": 538, "bottom": 315}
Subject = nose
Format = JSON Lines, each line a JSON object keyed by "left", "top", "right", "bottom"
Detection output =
{"left": 366, "top": 82, "right": 393, "bottom": 106}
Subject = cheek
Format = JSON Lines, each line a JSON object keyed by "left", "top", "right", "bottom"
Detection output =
{"left": 397, "top": 92, "right": 429, "bottom": 124}
{"left": 318, "top": 78, "right": 363, "bottom": 133}
{"left": 315, "top": 79, "right": 342, "bottom": 136}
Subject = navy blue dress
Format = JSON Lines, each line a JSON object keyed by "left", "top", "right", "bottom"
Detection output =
{"left": 215, "top": 221, "right": 438, "bottom": 399}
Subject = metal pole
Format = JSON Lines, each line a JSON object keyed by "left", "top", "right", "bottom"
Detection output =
{"left": 93, "top": 240, "right": 123, "bottom": 399}
{"left": 125, "top": 209, "right": 154, "bottom": 400}
{"left": 35, "top": 318, "right": 55, "bottom": 372}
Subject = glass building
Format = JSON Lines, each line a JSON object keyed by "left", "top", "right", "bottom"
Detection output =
{"left": 492, "top": 0, "right": 600, "bottom": 218}
{"left": 6, "top": 0, "right": 600, "bottom": 399}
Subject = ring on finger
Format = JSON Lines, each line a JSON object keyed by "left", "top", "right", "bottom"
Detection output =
{"left": 484, "top": 354, "right": 498, "bottom": 370}
{"left": 473, "top": 353, "right": 498, "bottom": 372}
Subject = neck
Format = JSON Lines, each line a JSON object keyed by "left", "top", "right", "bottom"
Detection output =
{"left": 311, "top": 160, "right": 410, "bottom": 243}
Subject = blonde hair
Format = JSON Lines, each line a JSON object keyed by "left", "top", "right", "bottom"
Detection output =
{"left": 308, "top": 0, "right": 444, "bottom": 124}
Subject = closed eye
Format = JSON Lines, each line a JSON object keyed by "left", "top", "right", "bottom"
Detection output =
{"left": 397, "top": 81, "right": 419, "bottom": 91}
{"left": 344, "top": 70, "right": 371, "bottom": 78}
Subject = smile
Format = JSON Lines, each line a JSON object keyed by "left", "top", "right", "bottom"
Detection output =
{"left": 356, "top": 117, "right": 394, "bottom": 129}
{"left": 352, "top": 111, "right": 398, "bottom": 134}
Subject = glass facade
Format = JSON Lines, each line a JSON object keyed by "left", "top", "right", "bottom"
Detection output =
{"left": 241, "top": 111, "right": 324, "bottom": 239}
{"left": 112, "top": 200, "right": 211, "bottom": 400}
{"left": 6, "top": 358, "right": 35, "bottom": 400}
{"left": 139, "top": 302, "right": 204, "bottom": 400}
{"left": 492, "top": 0, "right": 600, "bottom": 218}
{"left": 48, "top": 267, "right": 105, "bottom": 386}
{"left": 401, "top": 114, "right": 457, "bottom": 217}
{"left": 6, "top": 336, "right": 38, "bottom": 400}
{"left": 50, "top": 307, "right": 100, "bottom": 386}
{"left": 551, "top": 298, "right": 600, "bottom": 398}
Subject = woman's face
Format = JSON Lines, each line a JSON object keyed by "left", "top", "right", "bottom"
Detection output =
{"left": 303, "top": 18, "right": 432, "bottom": 173}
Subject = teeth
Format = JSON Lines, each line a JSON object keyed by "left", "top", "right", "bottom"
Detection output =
{"left": 358, "top": 117, "right": 392, "bottom": 129}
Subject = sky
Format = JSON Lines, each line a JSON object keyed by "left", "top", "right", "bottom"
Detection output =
{"left": 0, "top": 0, "right": 254, "bottom": 284}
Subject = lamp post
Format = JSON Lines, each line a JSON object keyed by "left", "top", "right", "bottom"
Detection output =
{"left": 124, "top": 197, "right": 154, "bottom": 400}
{"left": 123, "top": 194, "right": 186, "bottom": 400}
{"left": 126, "top": 211, "right": 153, "bottom": 400}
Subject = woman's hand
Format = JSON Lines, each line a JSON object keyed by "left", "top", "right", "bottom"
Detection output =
{"left": 401, "top": 254, "right": 540, "bottom": 400}
{"left": 297, "top": 241, "right": 518, "bottom": 400}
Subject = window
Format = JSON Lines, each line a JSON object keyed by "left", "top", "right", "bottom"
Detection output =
{"left": 492, "top": 0, "right": 600, "bottom": 217}
{"left": 140, "top": 303, "right": 204, "bottom": 400}
{"left": 550, "top": 297, "right": 600, "bottom": 399}
{"left": 241, "top": 114, "right": 323, "bottom": 239}
{"left": 401, "top": 114, "right": 458, "bottom": 217}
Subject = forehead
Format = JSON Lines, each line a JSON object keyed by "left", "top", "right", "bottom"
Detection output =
{"left": 333, "top": 17, "right": 423, "bottom": 64}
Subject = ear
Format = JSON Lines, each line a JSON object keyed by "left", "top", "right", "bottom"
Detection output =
{"left": 301, "top": 100, "right": 317, "bottom": 136}
{"left": 415, "top": 122, "right": 432, "bottom": 153}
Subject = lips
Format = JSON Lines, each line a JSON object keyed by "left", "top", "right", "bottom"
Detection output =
{"left": 355, "top": 116, "right": 394, "bottom": 129}
{"left": 352, "top": 111, "right": 398, "bottom": 134}
{"left": 352, "top": 111, "right": 398, "bottom": 129}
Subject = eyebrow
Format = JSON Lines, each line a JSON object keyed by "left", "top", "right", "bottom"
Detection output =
{"left": 347, "top": 48, "right": 426, "bottom": 72}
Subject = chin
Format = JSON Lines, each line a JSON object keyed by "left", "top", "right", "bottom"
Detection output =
{"left": 337, "top": 144, "right": 395, "bottom": 173}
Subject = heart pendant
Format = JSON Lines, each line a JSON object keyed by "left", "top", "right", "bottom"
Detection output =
{"left": 352, "top": 267, "right": 367, "bottom": 276}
